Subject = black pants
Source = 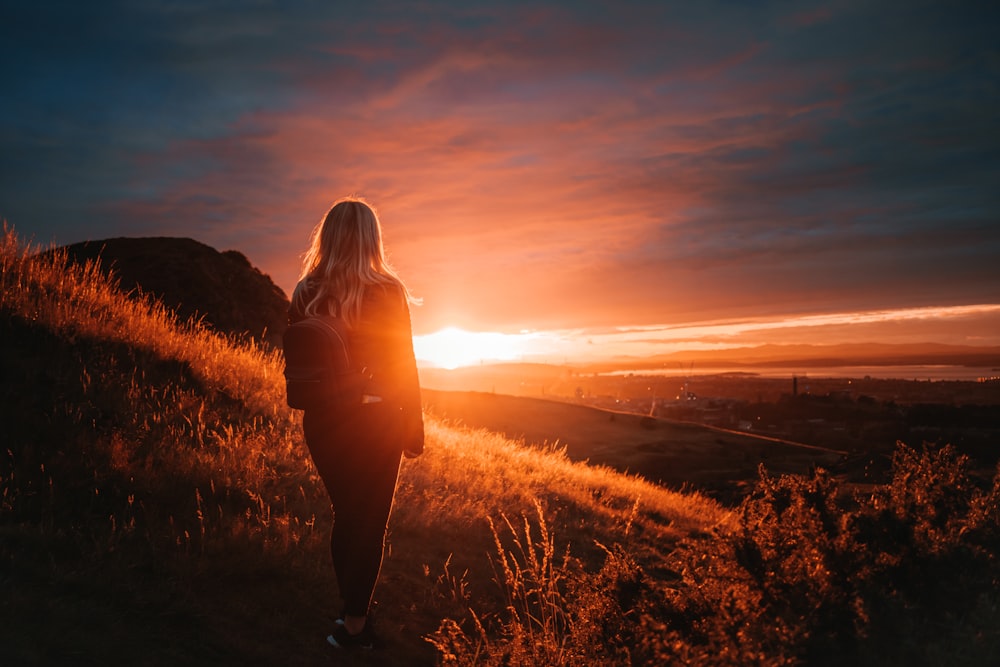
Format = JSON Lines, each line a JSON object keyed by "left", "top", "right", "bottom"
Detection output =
{"left": 303, "top": 402, "right": 403, "bottom": 618}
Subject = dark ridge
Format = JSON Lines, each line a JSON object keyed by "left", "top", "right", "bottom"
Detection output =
{"left": 56, "top": 237, "right": 289, "bottom": 348}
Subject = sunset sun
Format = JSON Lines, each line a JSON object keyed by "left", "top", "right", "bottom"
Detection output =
{"left": 412, "top": 327, "right": 525, "bottom": 369}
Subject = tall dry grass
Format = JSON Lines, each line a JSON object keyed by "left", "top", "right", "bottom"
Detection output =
{"left": 0, "top": 223, "right": 287, "bottom": 415}
{"left": 1, "top": 225, "right": 324, "bottom": 580}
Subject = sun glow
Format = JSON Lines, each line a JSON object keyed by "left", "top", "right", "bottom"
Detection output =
{"left": 411, "top": 304, "right": 1000, "bottom": 370}
{"left": 413, "top": 327, "right": 527, "bottom": 369}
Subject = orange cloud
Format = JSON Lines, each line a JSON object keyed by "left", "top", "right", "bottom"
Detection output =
{"left": 58, "top": 0, "right": 996, "bottom": 345}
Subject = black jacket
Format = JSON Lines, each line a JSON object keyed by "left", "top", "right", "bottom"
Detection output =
{"left": 289, "top": 280, "right": 424, "bottom": 455}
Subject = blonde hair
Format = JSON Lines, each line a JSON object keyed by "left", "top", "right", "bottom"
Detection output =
{"left": 293, "top": 197, "right": 416, "bottom": 326}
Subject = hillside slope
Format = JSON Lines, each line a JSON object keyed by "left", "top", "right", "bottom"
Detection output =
{"left": 423, "top": 389, "right": 845, "bottom": 502}
{"left": 0, "top": 228, "right": 727, "bottom": 664}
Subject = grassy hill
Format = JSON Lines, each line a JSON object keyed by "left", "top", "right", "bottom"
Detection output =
{"left": 2, "top": 225, "right": 999, "bottom": 665}
{"left": 57, "top": 236, "right": 290, "bottom": 348}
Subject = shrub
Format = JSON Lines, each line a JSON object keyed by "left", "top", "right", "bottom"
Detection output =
{"left": 655, "top": 442, "right": 1000, "bottom": 666}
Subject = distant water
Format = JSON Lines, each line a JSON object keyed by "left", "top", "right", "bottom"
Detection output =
{"left": 606, "top": 365, "right": 1000, "bottom": 382}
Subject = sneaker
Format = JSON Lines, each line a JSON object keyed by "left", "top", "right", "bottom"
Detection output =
{"left": 327, "top": 623, "right": 374, "bottom": 650}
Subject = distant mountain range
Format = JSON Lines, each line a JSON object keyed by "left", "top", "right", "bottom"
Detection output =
{"left": 588, "top": 342, "right": 1000, "bottom": 374}
{"left": 57, "top": 237, "right": 290, "bottom": 347}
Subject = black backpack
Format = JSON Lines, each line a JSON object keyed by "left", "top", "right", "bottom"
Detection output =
{"left": 282, "top": 314, "right": 363, "bottom": 410}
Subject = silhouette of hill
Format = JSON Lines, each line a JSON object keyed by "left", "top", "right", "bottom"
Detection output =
{"left": 58, "top": 237, "right": 289, "bottom": 347}
{"left": 602, "top": 341, "right": 1000, "bottom": 372}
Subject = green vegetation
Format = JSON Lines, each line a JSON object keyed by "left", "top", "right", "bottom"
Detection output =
{"left": 2, "top": 225, "right": 998, "bottom": 665}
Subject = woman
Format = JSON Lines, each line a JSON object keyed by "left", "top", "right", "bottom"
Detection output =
{"left": 289, "top": 197, "right": 424, "bottom": 650}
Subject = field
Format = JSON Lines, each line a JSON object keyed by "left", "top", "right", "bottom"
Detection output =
{"left": 3, "top": 226, "right": 1000, "bottom": 665}
{"left": 422, "top": 389, "right": 847, "bottom": 503}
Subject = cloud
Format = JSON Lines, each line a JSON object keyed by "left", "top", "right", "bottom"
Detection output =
{"left": 1, "top": 0, "right": 998, "bottom": 339}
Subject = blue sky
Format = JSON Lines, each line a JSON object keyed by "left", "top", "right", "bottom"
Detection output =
{"left": 2, "top": 0, "right": 998, "bottom": 351}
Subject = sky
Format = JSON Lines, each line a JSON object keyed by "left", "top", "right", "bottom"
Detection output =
{"left": 2, "top": 1, "right": 999, "bottom": 364}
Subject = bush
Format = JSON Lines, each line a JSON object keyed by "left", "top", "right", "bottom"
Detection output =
{"left": 654, "top": 442, "right": 1000, "bottom": 666}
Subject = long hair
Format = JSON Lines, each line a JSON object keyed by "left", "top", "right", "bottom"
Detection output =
{"left": 292, "top": 197, "right": 416, "bottom": 326}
